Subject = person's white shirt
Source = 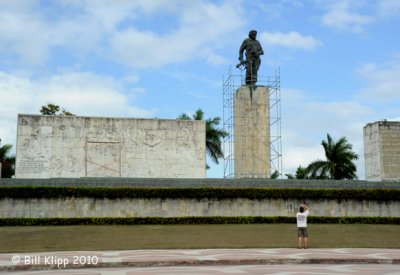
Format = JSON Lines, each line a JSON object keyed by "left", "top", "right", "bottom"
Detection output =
{"left": 296, "top": 209, "right": 309, "bottom": 227}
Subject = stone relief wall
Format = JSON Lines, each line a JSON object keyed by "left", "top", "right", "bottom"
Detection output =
{"left": 16, "top": 115, "right": 206, "bottom": 178}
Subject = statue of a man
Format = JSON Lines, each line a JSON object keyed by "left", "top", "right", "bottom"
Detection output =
{"left": 238, "top": 30, "right": 264, "bottom": 85}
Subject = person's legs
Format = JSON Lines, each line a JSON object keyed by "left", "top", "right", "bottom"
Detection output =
{"left": 304, "top": 237, "right": 308, "bottom": 249}
{"left": 298, "top": 227, "right": 309, "bottom": 248}
{"left": 303, "top": 228, "right": 308, "bottom": 249}
{"left": 297, "top": 228, "right": 303, "bottom": 248}
{"left": 297, "top": 237, "right": 302, "bottom": 249}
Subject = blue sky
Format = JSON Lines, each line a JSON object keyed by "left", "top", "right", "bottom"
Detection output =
{"left": 1, "top": 0, "right": 400, "bottom": 179}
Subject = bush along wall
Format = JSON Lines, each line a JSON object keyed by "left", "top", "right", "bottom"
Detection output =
{"left": 1, "top": 186, "right": 400, "bottom": 201}
{"left": 0, "top": 216, "right": 399, "bottom": 226}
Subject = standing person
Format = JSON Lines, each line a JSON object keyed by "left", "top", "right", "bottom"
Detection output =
{"left": 238, "top": 30, "right": 264, "bottom": 85}
{"left": 296, "top": 203, "right": 310, "bottom": 249}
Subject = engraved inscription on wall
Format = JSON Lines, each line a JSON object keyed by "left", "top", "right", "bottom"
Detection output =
{"left": 17, "top": 160, "right": 47, "bottom": 175}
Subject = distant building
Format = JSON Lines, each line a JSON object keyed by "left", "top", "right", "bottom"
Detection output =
{"left": 364, "top": 121, "right": 400, "bottom": 181}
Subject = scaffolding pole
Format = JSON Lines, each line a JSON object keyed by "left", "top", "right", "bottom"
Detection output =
{"left": 223, "top": 68, "right": 282, "bottom": 179}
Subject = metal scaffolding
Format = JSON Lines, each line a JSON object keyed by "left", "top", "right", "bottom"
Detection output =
{"left": 222, "top": 68, "right": 282, "bottom": 178}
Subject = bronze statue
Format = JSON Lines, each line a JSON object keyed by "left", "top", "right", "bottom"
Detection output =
{"left": 238, "top": 30, "right": 264, "bottom": 85}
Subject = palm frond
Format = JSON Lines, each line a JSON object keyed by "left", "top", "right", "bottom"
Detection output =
{"left": 313, "top": 133, "right": 359, "bottom": 180}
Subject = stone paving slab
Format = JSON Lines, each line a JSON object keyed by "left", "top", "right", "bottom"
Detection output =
{"left": 0, "top": 248, "right": 399, "bottom": 272}
{"left": 5, "top": 264, "right": 400, "bottom": 275}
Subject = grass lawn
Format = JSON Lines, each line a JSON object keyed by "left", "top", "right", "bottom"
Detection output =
{"left": 0, "top": 224, "right": 399, "bottom": 253}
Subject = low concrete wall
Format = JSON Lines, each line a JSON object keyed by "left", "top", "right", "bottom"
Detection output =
{"left": 1, "top": 178, "right": 399, "bottom": 218}
{"left": 1, "top": 197, "right": 399, "bottom": 218}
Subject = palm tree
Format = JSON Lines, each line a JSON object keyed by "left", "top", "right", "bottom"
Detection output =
{"left": 306, "top": 134, "right": 358, "bottom": 180}
{"left": 286, "top": 165, "right": 309, "bottom": 179}
{"left": 178, "top": 109, "right": 228, "bottom": 168}
{"left": 0, "top": 140, "right": 15, "bottom": 178}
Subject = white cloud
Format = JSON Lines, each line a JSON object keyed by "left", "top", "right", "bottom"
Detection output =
{"left": 378, "top": 0, "right": 400, "bottom": 17}
{"left": 110, "top": 29, "right": 196, "bottom": 69}
{"left": 0, "top": 2, "right": 51, "bottom": 65}
{"left": 0, "top": 71, "right": 156, "bottom": 152}
{"left": 109, "top": 1, "right": 244, "bottom": 69}
{"left": 283, "top": 145, "right": 324, "bottom": 173}
{"left": 260, "top": 31, "right": 322, "bottom": 50}
{"left": 0, "top": 1, "right": 109, "bottom": 65}
{"left": 356, "top": 56, "right": 400, "bottom": 101}
{"left": 255, "top": 0, "right": 304, "bottom": 21}
{"left": 205, "top": 52, "right": 228, "bottom": 66}
{"left": 0, "top": 1, "right": 245, "bottom": 69}
{"left": 42, "top": 72, "right": 149, "bottom": 117}
{"left": 307, "top": 100, "right": 371, "bottom": 121}
{"left": 320, "top": 0, "right": 374, "bottom": 33}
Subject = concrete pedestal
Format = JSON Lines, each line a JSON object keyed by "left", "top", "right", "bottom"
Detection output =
{"left": 234, "top": 86, "right": 270, "bottom": 178}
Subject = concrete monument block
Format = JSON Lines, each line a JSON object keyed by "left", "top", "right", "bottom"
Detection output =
{"left": 364, "top": 121, "right": 400, "bottom": 181}
{"left": 234, "top": 86, "right": 270, "bottom": 178}
{"left": 16, "top": 115, "right": 206, "bottom": 178}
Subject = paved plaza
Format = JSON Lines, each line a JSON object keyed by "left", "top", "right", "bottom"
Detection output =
{"left": 4, "top": 264, "right": 400, "bottom": 274}
{"left": 1, "top": 248, "right": 399, "bottom": 274}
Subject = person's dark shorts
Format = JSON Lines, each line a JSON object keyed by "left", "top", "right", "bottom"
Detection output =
{"left": 297, "top": 227, "right": 308, "bottom": 238}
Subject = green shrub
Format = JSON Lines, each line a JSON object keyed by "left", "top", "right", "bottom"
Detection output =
{"left": 1, "top": 216, "right": 399, "bottom": 226}
{"left": 1, "top": 187, "right": 399, "bottom": 201}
